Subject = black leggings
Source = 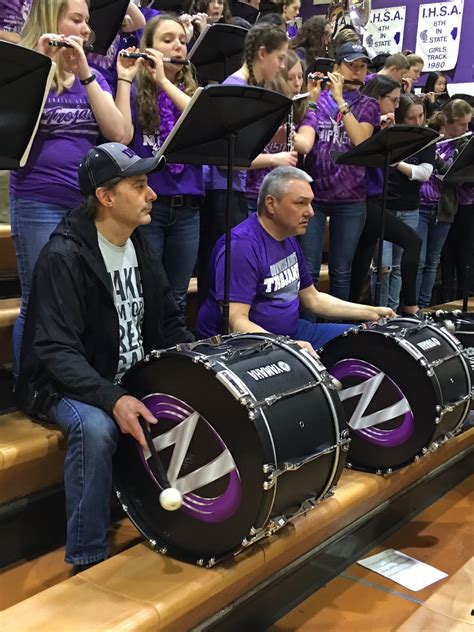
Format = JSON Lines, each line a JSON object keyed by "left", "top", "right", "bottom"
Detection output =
{"left": 441, "top": 203, "right": 474, "bottom": 302}
{"left": 350, "top": 196, "right": 422, "bottom": 306}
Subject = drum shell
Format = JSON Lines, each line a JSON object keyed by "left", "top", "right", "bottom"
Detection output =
{"left": 114, "top": 335, "right": 347, "bottom": 565}
{"left": 321, "top": 318, "right": 471, "bottom": 472}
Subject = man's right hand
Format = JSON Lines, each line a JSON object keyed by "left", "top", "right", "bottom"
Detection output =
{"left": 112, "top": 395, "right": 157, "bottom": 449}
{"left": 296, "top": 340, "right": 319, "bottom": 358}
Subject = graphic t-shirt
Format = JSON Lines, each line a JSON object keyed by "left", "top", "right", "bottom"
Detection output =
{"left": 129, "top": 93, "right": 204, "bottom": 196}
{"left": 9, "top": 71, "right": 112, "bottom": 208}
{"left": 303, "top": 89, "right": 380, "bottom": 202}
{"left": 196, "top": 212, "right": 313, "bottom": 338}
{"left": 98, "top": 233, "right": 144, "bottom": 380}
{"left": 0, "top": 0, "right": 32, "bottom": 33}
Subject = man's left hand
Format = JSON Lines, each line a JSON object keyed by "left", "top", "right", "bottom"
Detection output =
{"left": 368, "top": 306, "right": 396, "bottom": 320}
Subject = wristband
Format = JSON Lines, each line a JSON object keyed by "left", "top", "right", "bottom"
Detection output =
{"left": 118, "top": 78, "right": 133, "bottom": 85}
{"left": 80, "top": 73, "right": 96, "bottom": 86}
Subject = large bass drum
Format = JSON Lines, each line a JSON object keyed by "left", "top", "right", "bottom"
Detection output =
{"left": 320, "top": 318, "right": 472, "bottom": 473}
{"left": 114, "top": 334, "right": 348, "bottom": 567}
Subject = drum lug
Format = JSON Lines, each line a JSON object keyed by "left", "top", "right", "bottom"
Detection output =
{"left": 262, "top": 463, "right": 274, "bottom": 474}
{"left": 263, "top": 475, "right": 276, "bottom": 490}
{"left": 149, "top": 539, "right": 157, "bottom": 548}
{"left": 116, "top": 491, "right": 121, "bottom": 499}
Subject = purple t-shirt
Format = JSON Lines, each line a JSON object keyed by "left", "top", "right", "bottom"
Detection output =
{"left": 196, "top": 212, "right": 313, "bottom": 338}
{"left": 0, "top": 0, "right": 31, "bottom": 33}
{"left": 303, "top": 90, "right": 380, "bottom": 202}
{"left": 9, "top": 71, "right": 112, "bottom": 208}
{"left": 420, "top": 139, "right": 456, "bottom": 206}
{"left": 128, "top": 93, "right": 204, "bottom": 196}
{"left": 205, "top": 73, "right": 248, "bottom": 193}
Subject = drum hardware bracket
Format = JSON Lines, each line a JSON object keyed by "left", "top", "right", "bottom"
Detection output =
{"left": 263, "top": 437, "right": 351, "bottom": 489}
{"left": 428, "top": 351, "right": 461, "bottom": 369}
{"left": 242, "top": 515, "right": 290, "bottom": 547}
{"left": 246, "top": 381, "right": 319, "bottom": 412}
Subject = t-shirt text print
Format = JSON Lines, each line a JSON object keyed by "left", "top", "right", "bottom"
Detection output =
{"left": 263, "top": 252, "right": 301, "bottom": 296}
{"left": 98, "top": 233, "right": 144, "bottom": 379}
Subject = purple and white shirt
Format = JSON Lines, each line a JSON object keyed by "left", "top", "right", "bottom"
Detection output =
{"left": 303, "top": 89, "right": 380, "bottom": 202}
{"left": 196, "top": 212, "right": 313, "bottom": 338}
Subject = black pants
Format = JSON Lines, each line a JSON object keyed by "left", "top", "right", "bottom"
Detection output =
{"left": 197, "top": 189, "right": 249, "bottom": 303}
{"left": 441, "top": 203, "right": 474, "bottom": 302}
{"left": 350, "top": 196, "right": 422, "bottom": 306}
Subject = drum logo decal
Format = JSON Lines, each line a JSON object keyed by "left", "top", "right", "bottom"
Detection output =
{"left": 139, "top": 394, "right": 242, "bottom": 523}
{"left": 417, "top": 337, "right": 441, "bottom": 351}
{"left": 247, "top": 361, "right": 292, "bottom": 381}
{"left": 330, "top": 359, "right": 414, "bottom": 447}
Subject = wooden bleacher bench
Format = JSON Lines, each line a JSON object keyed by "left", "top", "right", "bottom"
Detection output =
{"left": 0, "top": 429, "right": 471, "bottom": 631}
{"left": 0, "top": 411, "right": 65, "bottom": 506}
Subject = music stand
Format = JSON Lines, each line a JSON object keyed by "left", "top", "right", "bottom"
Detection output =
{"left": 188, "top": 24, "right": 248, "bottom": 85}
{"left": 443, "top": 135, "right": 474, "bottom": 311}
{"left": 0, "top": 42, "right": 55, "bottom": 169}
{"left": 156, "top": 84, "right": 293, "bottom": 332}
{"left": 334, "top": 125, "right": 440, "bottom": 305}
{"left": 89, "top": 0, "right": 129, "bottom": 55}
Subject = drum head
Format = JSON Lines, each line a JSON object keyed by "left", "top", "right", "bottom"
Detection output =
{"left": 321, "top": 328, "right": 437, "bottom": 471}
{"left": 114, "top": 354, "right": 267, "bottom": 563}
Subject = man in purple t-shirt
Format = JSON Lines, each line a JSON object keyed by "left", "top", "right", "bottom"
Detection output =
{"left": 197, "top": 167, "right": 395, "bottom": 352}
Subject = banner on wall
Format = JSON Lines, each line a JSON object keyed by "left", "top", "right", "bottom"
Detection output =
{"left": 363, "top": 6, "right": 406, "bottom": 58}
{"left": 415, "top": 1, "right": 464, "bottom": 72}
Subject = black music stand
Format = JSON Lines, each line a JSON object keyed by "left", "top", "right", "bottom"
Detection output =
{"left": 443, "top": 135, "right": 474, "bottom": 311}
{"left": 157, "top": 84, "right": 293, "bottom": 332}
{"left": 0, "top": 42, "right": 55, "bottom": 169}
{"left": 89, "top": 0, "right": 129, "bottom": 55}
{"left": 188, "top": 24, "right": 248, "bottom": 84}
{"left": 334, "top": 125, "right": 440, "bottom": 305}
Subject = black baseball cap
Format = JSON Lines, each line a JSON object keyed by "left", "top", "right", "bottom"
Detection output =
{"left": 78, "top": 143, "right": 166, "bottom": 195}
{"left": 335, "top": 42, "right": 371, "bottom": 65}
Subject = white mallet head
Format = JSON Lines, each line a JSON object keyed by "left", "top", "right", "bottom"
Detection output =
{"left": 159, "top": 487, "right": 183, "bottom": 511}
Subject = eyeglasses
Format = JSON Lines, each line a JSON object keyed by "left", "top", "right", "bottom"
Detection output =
{"left": 384, "top": 95, "right": 401, "bottom": 106}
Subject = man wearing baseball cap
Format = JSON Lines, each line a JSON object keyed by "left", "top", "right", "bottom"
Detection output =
{"left": 16, "top": 143, "right": 194, "bottom": 574}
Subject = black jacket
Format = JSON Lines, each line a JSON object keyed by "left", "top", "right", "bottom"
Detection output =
{"left": 17, "top": 205, "right": 194, "bottom": 418}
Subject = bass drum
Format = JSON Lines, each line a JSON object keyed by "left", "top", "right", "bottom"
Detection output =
{"left": 320, "top": 318, "right": 472, "bottom": 473}
{"left": 114, "top": 334, "right": 348, "bottom": 567}
{"left": 426, "top": 310, "right": 474, "bottom": 383}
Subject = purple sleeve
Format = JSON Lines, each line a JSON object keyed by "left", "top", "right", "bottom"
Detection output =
{"left": 295, "top": 240, "right": 313, "bottom": 290}
{"left": 0, "top": 0, "right": 31, "bottom": 32}
{"left": 94, "top": 69, "right": 113, "bottom": 95}
{"left": 299, "top": 109, "right": 317, "bottom": 129}
{"left": 359, "top": 96, "right": 380, "bottom": 126}
{"left": 214, "top": 239, "right": 260, "bottom": 305}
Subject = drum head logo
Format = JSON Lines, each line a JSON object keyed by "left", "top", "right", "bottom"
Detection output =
{"left": 138, "top": 394, "right": 241, "bottom": 523}
{"left": 330, "top": 359, "right": 414, "bottom": 447}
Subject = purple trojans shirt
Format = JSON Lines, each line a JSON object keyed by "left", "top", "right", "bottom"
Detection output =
{"left": 303, "top": 89, "right": 380, "bottom": 202}
{"left": 128, "top": 93, "right": 204, "bottom": 196}
{"left": 196, "top": 212, "right": 313, "bottom": 338}
{"left": 9, "top": 71, "right": 112, "bottom": 208}
{"left": 0, "top": 0, "right": 32, "bottom": 33}
{"left": 204, "top": 73, "right": 248, "bottom": 193}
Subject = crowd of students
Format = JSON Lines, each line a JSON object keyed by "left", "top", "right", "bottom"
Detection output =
{"left": 0, "top": 0, "right": 473, "bottom": 370}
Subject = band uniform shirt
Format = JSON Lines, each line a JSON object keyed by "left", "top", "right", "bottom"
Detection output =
{"left": 196, "top": 212, "right": 313, "bottom": 338}
{"left": 98, "top": 232, "right": 144, "bottom": 380}
{"left": 302, "top": 90, "right": 380, "bottom": 203}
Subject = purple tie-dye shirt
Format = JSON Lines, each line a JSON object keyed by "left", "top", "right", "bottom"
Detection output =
{"left": 303, "top": 90, "right": 380, "bottom": 202}
{"left": 0, "top": 0, "right": 32, "bottom": 33}
{"left": 420, "top": 139, "right": 456, "bottom": 206}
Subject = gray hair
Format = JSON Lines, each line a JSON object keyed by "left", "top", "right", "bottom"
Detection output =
{"left": 257, "top": 167, "right": 313, "bottom": 214}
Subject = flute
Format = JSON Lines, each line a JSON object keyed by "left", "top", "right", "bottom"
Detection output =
{"left": 307, "top": 74, "right": 364, "bottom": 86}
{"left": 286, "top": 106, "right": 294, "bottom": 152}
{"left": 48, "top": 39, "right": 94, "bottom": 53}
{"left": 119, "top": 50, "right": 190, "bottom": 65}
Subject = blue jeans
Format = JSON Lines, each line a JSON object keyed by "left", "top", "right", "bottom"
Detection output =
{"left": 296, "top": 319, "right": 352, "bottom": 350}
{"left": 48, "top": 397, "right": 119, "bottom": 565}
{"left": 10, "top": 195, "right": 67, "bottom": 377}
{"left": 141, "top": 198, "right": 200, "bottom": 315}
{"left": 299, "top": 201, "right": 366, "bottom": 300}
{"left": 372, "top": 210, "right": 420, "bottom": 310}
{"left": 416, "top": 206, "right": 451, "bottom": 307}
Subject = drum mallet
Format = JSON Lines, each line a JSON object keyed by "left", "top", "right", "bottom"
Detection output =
{"left": 138, "top": 417, "right": 183, "bottom": 511}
